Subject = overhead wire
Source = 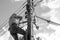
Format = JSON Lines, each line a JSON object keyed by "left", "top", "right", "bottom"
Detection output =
{"left": 4, "top": 6, "right": 26, "bottom": 27}
{"left": 0, "top": 19, "right": 8, "bottom": 29}
{"left": 14, "top": 1, "right": 27, "bottom": 13}
{"left": 1, "top": 11, "right": 26, "bottom": 30}
{"left": 1, "top": 0, "right": 42, "bottom": 26}
{"left": 0, "top": 23, "right": 8, "bottom": 31}
{"left": 0, "top": 10, "right": 26, "bottom": 31}
{"left": 0, "top": 0, "right": 43, "bottom": 30}
{"left": 0, "top": 0, "right": 34, "bottom": 27}
{"left": 0, "top": 0, "right": 47, "bottom": 37}
{"left": 16, "top": 1, "right": 27, "bottom": 14}
{"left": 14, "top": 0, "right": 41, "bottom": 14}
{"left": 17, "top": 0, "right": 40, "bottom": 15}
{"left": 17, "top": 6, "right": 26, "bottom": 15}
{"left": 35, "top": 15, "right": 60, "bottom": 26}
{"left": 0, "top": 1, "right": 27, "bottom": 28}
{"left": 17, "top": 0, "right": 39, "bottom": 15}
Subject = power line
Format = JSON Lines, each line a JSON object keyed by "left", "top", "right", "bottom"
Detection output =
{"left": 0, "top": 22, "right": 8, "bottom": 29}
{"left": 0, "top": 0, "right": 42, "bottom": 30}
{"left": 17, "top": 6, "right": 26, "bottom": 15}
{"left": 0, "top": 0, "right": 41, "bottom": 26}
{"left": 16, "top": 0, "right": 42, "bottom": 14}
{"left": 35, "top": 15, "right": 60, "bottom": 26}
{"left": 0, "top": 19, "right": 8, "bottom": 28}
{"left": 20, "top": 9, "right": 26, "bottom": 15}
{"left": 0, "top": 9, "right": 26, "bottom": 30}
{"left": 0, "top": 9, "right": 26, "bottom": 29}
{"left": 16, "top": 0, "right": 40, "bottom": 15}
{"left": 0, "top": 2, "right": 27, "bottom": 27}
{"left": 14, "top": 0, "right": 41, "bottom": 14}
{"left": 16, "top": 2, "right": 27, "bottom": 14}
{"left": 0, "top": 1, "right": 28, "bottom": 27}
{"left": 14, "top": 1, "right": 27, "bottom": 14}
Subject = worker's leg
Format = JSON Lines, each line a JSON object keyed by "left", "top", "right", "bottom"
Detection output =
{"left": 16, "top": 27, "right": 27, "bottom": 40}
{"left": 9, "top": 23, "right": 19, "bottom": 40}
{"left": 24, "top": 33, "right": 27, "bottom": 40}
{"left": 10, "top": 33, "right": 18, "bottom": 40}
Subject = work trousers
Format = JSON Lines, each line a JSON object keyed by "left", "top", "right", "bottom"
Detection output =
{"left": 9, "top": 23, "right": 26, "bottom": 40}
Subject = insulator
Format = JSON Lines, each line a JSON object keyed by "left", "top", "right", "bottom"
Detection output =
{"left": 25, "top": 11, "right": 28, "bottom": 15}
{"left": 25, "top": 11, "right": 28, "bottom": 19}
{"left": 36, "top": 26, "right": 39, "bottom": 30}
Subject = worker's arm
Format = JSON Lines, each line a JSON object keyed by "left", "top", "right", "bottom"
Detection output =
{"left": 17, "top": 21, "right": 27, "bottom": 27}
{"left": 14, "top": 16, "right": 22, "bottom": 20}
{"left": 19, "top": 21, "right": 27, "bottom": 24}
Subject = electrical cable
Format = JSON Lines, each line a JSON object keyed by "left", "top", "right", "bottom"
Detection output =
{"left": 14, "top": 1, "right": 27, "bottom": 14}
{"left": 35, "top": 15, "right": 60, "bottom": 25}
{"left": 0, "top": 0, "right": 42, "bottom": 29}
{"left": 0, "top": 1, "right": 27, "bottom": 28}
{"left": 15, "top": 0, "right": 41, "bottom": 14}
{"left": 17, "top": 7, "right": 26, "bottom": 15}
{"left": 1, "top": 9, "right": 27, "bottom": 30}
{"left": 0, "top": 19, "right": 8, "bottom": 29}
{"left": 0, "top": 22, "right": 8, "bottom": 30}
{"left": 0, "top": 9, "right": 26, "bottom": 29}
{"left": 16, "top": 2, "right": 27, "bottom": 14}
{"left": 0, "top": 0, "right": 40, "bottom": 27}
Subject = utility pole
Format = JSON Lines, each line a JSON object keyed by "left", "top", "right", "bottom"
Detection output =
{"left": 26, "top": 0, "right": 34, "bottom": 40}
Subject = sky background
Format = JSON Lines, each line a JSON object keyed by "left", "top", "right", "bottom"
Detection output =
{"left": 0, "top": 0, "right": 60, "bottom": 40}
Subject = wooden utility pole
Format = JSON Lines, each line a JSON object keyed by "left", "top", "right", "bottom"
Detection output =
{"left": 26, "top": 0, "right": 33, "bottom": 40}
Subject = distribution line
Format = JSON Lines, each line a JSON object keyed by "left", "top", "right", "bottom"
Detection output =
{"left": 1, "top": 0, "right": 41, "bottom": 25}
{"left": 16, "top": 2, "right": 27, "bottom": 14}
{"left": 15, "top": 0, "right": 42, "bottom": 14}
{"left": 16, "top": 0, "right": 43, "bottom": 14}
{"left": 0, "top": 19, "right": 8, "bottom": 29}
{"left": 0, "top": 9, "right": 26, "bottom": 29}
{"left": 0, "top": 0, "right": 42, "bottom": 29}
{"left": 14, "top": 0, "right": 40, "bottom": 14}
{"left": 14, "top": 1, "right": 27, "bottom": 13}
{"left": 0, "top": 22, "right": 8, "bottom": 29}
{"left": 17, "top": 6, "right": 26, "bottom": 15}
{"left": 35, "top": 15, "right": 60, "bottom": 26}
{"left": 14, "top": 0, "right": 41, "bottom": 14}
{"left": 20, "top": 9, "right": 26, "bottom": 15}
{"left": 0, "top": 0, "right": 34, "bottom": 27}
{"left": 0, "top": 2, "right": 27, "bottom": 27}
{"left": 2, "top": 24, "right": 8, "bottom": 31}
{"left": 0, "top": 9, "right": 26, "bottom": 31}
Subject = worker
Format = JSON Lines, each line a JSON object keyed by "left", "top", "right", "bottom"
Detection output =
{"left": 8, "top": 13, "right": 26, "bottom": 40}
